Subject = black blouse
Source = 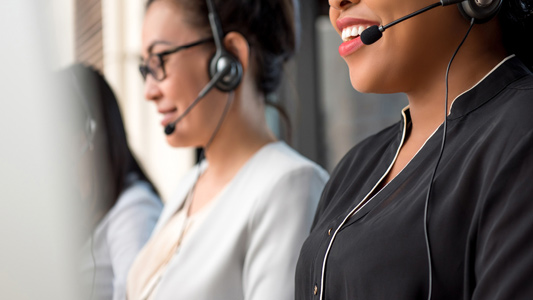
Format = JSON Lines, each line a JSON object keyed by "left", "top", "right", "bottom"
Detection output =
{"left": 295, "top": 56, "right": 533, "bottom": 300}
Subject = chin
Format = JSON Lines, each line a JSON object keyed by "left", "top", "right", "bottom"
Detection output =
{"left": 344, "top": 54, "right": 382, "bottom": 94}
{"left": 348, "top": 66, "right": 400, "bottom": 94}
{"left": 166, "top": 132, "right": 204, "bottom": 149}
{"left": 165, "top": 135, "right": 186, "bottom": 148}
{"left": 348, "top": 69, "right": 379, "bottom": 94}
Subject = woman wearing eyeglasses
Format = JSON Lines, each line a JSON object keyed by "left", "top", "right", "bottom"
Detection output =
{"left": 126, "top": 0, "right": 328, "bottom": 300}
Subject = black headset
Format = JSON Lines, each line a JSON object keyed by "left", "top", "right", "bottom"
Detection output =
{"left": 163, "top": 0, "right": 243, "bottom": 136}
{"left": 423, "top": 1, "right": 502, "bottom": 300}
{"left": 69, "top": 66, "right": 97, "bottom": 154}
{"left": 206, "top": 0, "right": 243, "bottom": 92}
{"left": 457, "top": 0, "right": 502, "bottom": 23}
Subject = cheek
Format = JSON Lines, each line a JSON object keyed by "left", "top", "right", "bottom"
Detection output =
{"left": 166, "top": 93, "right": 227, "bottom": 148}
{"left": 343, "top": 45, "right": 404, "bottom": 93}
{"left": 166, "top": 55, "right": 211, "bottom": 103}
{"left": 342, "top": 11, "right": 446, "bottom": 93}
{"left": 163, "top": 55, "right": 229, "bottom": 147}
{"left": 329, "top": 7, "right": 340, "bottom": 32}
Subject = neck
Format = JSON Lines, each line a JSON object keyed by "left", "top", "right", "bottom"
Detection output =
{"left": 405, "top": 41, "right": 507, "bottom": 141}
{"left": 201, "top": 92, "right": 276, "bottom": 180}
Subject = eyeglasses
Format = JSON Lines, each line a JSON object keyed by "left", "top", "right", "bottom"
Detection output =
{"left": 139, "top": 37, "right": 213, "bottom": 82}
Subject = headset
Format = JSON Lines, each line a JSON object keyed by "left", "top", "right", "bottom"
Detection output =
{"left": 206, "top": 0, "right": 243, "bottom": 91}
{"left": 423, "top": 4, "right": 502, "bottom": 300}
{"left": 164, "top": 0, "right": 243, "bottom": 135}
{"left": 68, "top": 67, "right": 97, "bottom": 154}
{"left": 361, "top": 0, "right": 503, "bottom": 45}
{"left": 356, "top": 1, "right": 502, "bottom": 300}
{"left": 458, "top": 0, "right": 502, "bottom": 23}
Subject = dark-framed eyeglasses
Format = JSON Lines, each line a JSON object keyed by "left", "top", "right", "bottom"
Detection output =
{"left": 139, "top": 37, "right": 213, "bottom": 82}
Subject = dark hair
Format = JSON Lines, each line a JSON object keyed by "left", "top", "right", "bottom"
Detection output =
{"left": 64, "top": 64, "right": 159, "bottom": 228}
{"left": 499, "top": 0, "right": 533, "bottom": 70}
{"left": 146, "top": 0, "right": 298, "bottom": 141}
{"left": 147, "top": 0, "right": 299, "bottom": 95}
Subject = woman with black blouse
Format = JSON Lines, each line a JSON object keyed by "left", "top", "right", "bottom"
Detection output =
{"left": 296, "top": 0, "right": 533, "bottom": 299}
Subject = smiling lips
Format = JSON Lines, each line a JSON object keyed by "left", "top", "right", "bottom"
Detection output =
{"left": 341, "top": 24, "right": 373, "bottom": 42}
{"left": 159, "top": 108, "right": 178, "bottom": 126}
{"left": 336, "top": 18, "right": 379, "bottom": 57}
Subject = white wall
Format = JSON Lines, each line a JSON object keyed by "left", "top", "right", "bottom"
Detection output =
{"left": 48, "top": 0, "right": 75, "bottom": 68}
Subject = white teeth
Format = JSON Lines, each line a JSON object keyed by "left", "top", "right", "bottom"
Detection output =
{"left": 341, "top": 25, "right": 372, "bottom": 42}
{"left": 357, "top": 26, "right": 365, "bottom": 36}
{"left": 351, "top": 27, "right": 358, "bottom": 37}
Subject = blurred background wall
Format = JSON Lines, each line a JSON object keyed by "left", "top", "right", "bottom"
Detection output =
{"left": 47, "top": 0, "right": 408, "bottom": 201}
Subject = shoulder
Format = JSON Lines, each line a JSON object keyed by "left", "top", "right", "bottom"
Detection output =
{"left": 476, "top": 72, "right": 533, "bottom": 139}
{"left": 110, "top": 180, "right": 162, "bottom": 217}
{"left": 104, "top": 180, "right": 162, "bottom": 248}
{"left": 507, "top": 65, "right": 533, "bottom": 90}
{"left": 102, "top": 181, "right": 162, "bottom": 236}
{"left": 244, "top": 141, "right": 329, "bottom": 189}
{"left": 502, "top": 73, "right": 533, "bottom": 122}
{"left": 242, "top": 142, "right": 329, "bottom": 216}
{"left": 243, "top": 144, "right": 329, "bottom": 238}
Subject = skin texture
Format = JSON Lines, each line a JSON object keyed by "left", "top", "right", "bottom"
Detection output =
{"left": 329, "top": 0, "right": 507, "bottom": 184}
{"left": 141, "top": 0, "right": 276, "bottom": 214}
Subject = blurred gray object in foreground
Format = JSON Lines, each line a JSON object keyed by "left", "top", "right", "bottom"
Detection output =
{"left": 0, "top": 2, "right": 81, "bottom": 299}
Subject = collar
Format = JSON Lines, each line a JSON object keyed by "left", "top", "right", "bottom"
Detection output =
{"left": 448, "top": 55, "right": 531, "bottom": 120}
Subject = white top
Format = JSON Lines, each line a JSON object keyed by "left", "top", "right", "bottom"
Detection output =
{"left": 80, "top": 180, "right": 163, "bottom": 300}
{"left": 127, "top": 141, "right": 329, "bottom": 300}
{"left": 140, "top": 194, "right": 213, "bottom": 300}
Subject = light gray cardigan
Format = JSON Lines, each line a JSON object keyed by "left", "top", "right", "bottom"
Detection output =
{"left": 147, "top": 142, "right": 328, "bottom": 300}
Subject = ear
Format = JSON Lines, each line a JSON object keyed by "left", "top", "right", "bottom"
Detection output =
{"left": 223, "top": 31, "right": 250, "bottom": 74}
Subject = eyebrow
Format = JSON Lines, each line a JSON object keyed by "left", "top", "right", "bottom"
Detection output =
{"left": 147, "top": 40, "right": 173, "bottom": 54}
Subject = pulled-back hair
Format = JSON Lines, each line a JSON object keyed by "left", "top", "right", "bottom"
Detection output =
{"left": 146, "top": 0, "right": 299, "bottom": 96}
{"left": 499, "top": 0, "right": 533, "bottom": 70}
{"left": 146, "top": 0, "right": 298, "bottom": 141}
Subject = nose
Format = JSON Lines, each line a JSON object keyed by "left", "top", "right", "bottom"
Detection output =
{"left": 329, "top": 0, "right": 359, "bottom": 10}
{"left": 144, "top": 76, "right": 162, "bottom": 102}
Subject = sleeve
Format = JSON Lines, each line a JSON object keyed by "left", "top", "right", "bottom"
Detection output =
{"left": 242, "top": 166, "right": 328, "bottom": 300}
{"left": 471, "top": 130, "right": 533, "bottom": 300}
{"left": 106, "top": 183, "right": 163, "bottom": 300}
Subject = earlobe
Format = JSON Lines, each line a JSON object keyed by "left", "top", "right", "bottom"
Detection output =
{"left": 223, "top": 31, "right": 250, "bottom": 73}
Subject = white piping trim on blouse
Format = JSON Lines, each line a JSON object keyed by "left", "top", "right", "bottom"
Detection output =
{"left": 317, "top": 54, "right": 515, "bottom": 298}
{"left": 318, "top": 107, "right": 439, "bottom": 300}
{"left": 448, "top": 54, "right": 516, "bottom": 114}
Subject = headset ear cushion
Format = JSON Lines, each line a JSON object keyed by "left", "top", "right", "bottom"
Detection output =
{"left": 458, "top": 0, "right": 502, "bottom": 23}
{"left": 208, "top": 51, "right": 243, "bottom": 92}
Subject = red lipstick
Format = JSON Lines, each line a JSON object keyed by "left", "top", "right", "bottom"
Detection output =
{"left": 339, "top": 37, "right": 364, "bottom": 57}
{"left": 335, "top": 18, "right": 379, "bottom": 57}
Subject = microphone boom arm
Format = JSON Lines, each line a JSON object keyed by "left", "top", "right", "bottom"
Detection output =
{"left": 361, "top": 0, "right": 464, "bottom": 45}
{"left": 164, "top": 64, "right": 231, "bottom": 135}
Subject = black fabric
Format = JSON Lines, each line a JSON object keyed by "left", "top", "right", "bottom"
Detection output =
{"left": 295, "top": 57, "right": 533, "bottom": 300}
